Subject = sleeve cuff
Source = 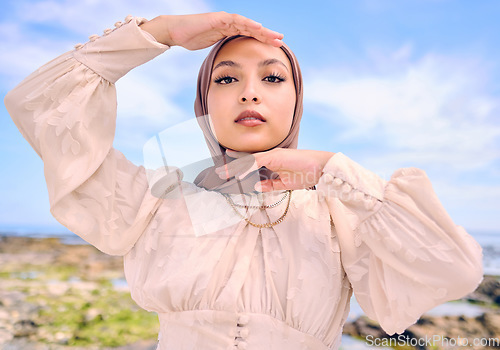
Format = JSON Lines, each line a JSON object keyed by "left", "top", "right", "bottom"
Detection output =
{"left": 317, "top": 152, "right": 386, "bottom": 215}
{"left": 72, "top": 15, "right": 169, "bottom": 83}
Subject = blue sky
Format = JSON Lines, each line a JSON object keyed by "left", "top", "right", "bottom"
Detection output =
{"left": 0, "top": 0, "right": 499, "bottom": 234}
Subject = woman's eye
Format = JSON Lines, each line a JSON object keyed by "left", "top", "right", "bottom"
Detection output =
{"left": 214, "top": 76, "right": 237, "bottom": 84}
{"left": 263, "top": 74, "right": 285, "bottom": 83}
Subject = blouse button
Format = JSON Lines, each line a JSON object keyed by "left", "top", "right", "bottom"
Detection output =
{"left": 103, "top": 28, "right": 113, "bottom": 35}
{"left": 323, "top": 173, "right": 334, "bottom": 184}
{"left": 237, "top": 314, "right": 249, "bottom": 326}
{"left": 236, "top": 341, "right": 248, "bottom": 349}
{"left": 124, "top": 15, "right": 134, "bottom": 23}
{"left": 114, "top": 21, "right": 123, "bottom": 28}
{"left": 363, "top": 195, "right": 376, "bottom": 210}
{"left": 88, "top": 34, "right": 99, "bottom": 42}
{"left": 341, "top": 182, "right": 352, "bottom": 193}
{"left": 332, "top": 177, "right": 343, "bottom": 187}
{"left": 238, "top": 328, "right": 249, "bottom": 338}
{"left": 353, "top": 191, "right": 364, "bottom": 202}
{"left": 74, "top": 43, "right": 84, "bottom": 50}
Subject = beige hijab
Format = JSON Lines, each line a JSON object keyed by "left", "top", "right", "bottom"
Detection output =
{"left": 193, "top": 35, "right": 303, "bottom": 193}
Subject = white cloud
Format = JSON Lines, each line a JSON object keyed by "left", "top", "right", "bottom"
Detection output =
{"left": 1, "top": 0, "right": 213, "bottom": 151}
{"left": 117, "top": 75, "right": 188, "bottom": 125}
{"left": 15, "top": 0, "right": 211, "bottom": 35}
{"left": 304, "top": 48, "right": 500, "bottom": 232}
{"left": 111, "top": 44, "right": 212, "bottom": 150}
{"left": 305, "top": 49, "right": 500, "bottom": 172}
{"left": 1, "top": 0, "right": 212, "bottom": 82}
{"left": 0, "top": 21, "right": 73, "bottom": 86}
{"left": 430, "top": 180, "right": 500, "bottom": 232}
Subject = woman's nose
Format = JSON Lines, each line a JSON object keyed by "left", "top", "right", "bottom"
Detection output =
{"left": 239, "top": 81, "right": 261, "bottom": 104}
{"left": 240, "top": 96, "right": 259, "bottom": 102}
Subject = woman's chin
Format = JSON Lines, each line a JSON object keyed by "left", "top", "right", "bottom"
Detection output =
{"left": 220, "top": 140, "right": 277, "bottom": 154}
{"left": 225, "top": 144, "right": 275, "bottom": 154}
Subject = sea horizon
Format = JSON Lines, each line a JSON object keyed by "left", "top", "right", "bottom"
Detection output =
{"left": 1, "top": 224, "right": 499, "bottom": 275}
{"left": 0, "top": 223, "right": 498, "bottom": 238}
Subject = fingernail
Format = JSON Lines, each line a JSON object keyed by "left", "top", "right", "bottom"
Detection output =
{"left": 215, "top": 167, "right": 225, "bottom": 178}
{"left": 237, "top": 169, "right": 251, "bottom": 180}
{"left": 254, "top": 182, "right": 263, "bottom": 192}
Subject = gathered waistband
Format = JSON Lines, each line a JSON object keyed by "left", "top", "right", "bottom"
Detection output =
{"left": 156, "top": 310, "right": 331, "bottom": 350}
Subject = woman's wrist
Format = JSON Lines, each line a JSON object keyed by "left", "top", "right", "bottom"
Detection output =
{"left": 319, "top": 151, "right": 336, "bottom": 172}
{"left": 139, "top": 15, "right": 175, "bottom": 46}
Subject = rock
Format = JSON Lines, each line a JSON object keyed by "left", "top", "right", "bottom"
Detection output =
{"left": 54, "top": 331, "right": 71, "bottom": 344}
{"left": 466, "top": 275, "right": 500, "bottom": 305}
{"left": 342, "top": 315, "right": 387, "bottom": 339}
{"left": 475, "top": 312, "right": 500, "bottom": 335}
{"left": 12, "top": 319, "right": 38, "bottom": 337}
{"left": 47, "top": 282, "right": 70, "bottom": 296}
{"left": 84, "top": 308, "right": 103, "bottom": 323}
{"left": 344, "top": 309, "right": 500, "bottom": 350}
{"left": 0, "top": 291, "right": 25, "bottom": 308}
{"left": 415, "top": 317, "right": 434, "bottom": 326}
{"left": 408, "top": 312, "right": 500, "bottom": 348}
{"left": 111, "top": 340, "right": 159, "bottom": 349}
{"left": 0, "top": 309, "right": 10, "bottom": 320}
{"left": 0, "top": 328, "right": 14, "bottom": 345}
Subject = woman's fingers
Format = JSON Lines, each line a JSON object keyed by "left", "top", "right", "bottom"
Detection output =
{"left": 214, "top": 12, "right": 284, "bottom": 46}
{"left": 225, "top": 149, "right": 248, "bottom": 158}
{"left": 142, "top": 13, "right": 283, "bottom": 50}
{"left": 223, "top": 12, "right": 262, "bottom": 30}
{"left": 219, "top": 150, "right": 272, "bottom": 180}
{"left": 215, "top": 149, "right": 335, "bottom": 191}
{"left": 215, "top": 153, "right": 259, "bottom": 179}
{"left": 257, "top": 179, "right": 286, "bottom": 192}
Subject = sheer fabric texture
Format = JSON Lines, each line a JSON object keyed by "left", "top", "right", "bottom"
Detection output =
{"left": 4, "top": 16, "right": 483, "bottom": 350}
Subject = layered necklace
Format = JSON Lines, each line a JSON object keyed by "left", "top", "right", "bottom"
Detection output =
{"left": 223, "top": 190, "right": 292, "bottom": 230}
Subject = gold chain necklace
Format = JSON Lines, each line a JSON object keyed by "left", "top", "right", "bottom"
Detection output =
{"left": 228, "top": 190, "right": 290, "bottom": 209}
{"left": 224, "top": 190, "right": 292, "bottom": 229}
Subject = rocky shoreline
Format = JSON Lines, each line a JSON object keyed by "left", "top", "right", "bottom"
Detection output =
{"left": 0, "top": 235, "right": 158, "bottom": 349}
{"left": 343, "top": 277, "right": 500, "bottom": 349}
{"left": 1, "top": 235, "right": 498, "bottom": 349}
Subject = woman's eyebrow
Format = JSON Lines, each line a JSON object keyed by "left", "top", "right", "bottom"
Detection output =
{"left": 259, "top": 58, "right": 289, "bottom": 71}
{"left": 212, "top": 58, "right": 289, "bottom": 72}
{"left": 213, "top": 60, "right": 241, "bottom": 71}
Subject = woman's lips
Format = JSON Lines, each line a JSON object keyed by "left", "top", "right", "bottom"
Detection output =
{"left": 235, "top": 110, "right": 266, "bottom": 127}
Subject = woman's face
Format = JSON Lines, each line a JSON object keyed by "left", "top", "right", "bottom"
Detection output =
{"left": 207, "top": 37, "right": 296, "bottom": 153}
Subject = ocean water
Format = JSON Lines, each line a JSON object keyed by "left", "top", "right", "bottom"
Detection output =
{"left": 471, "top": 231, "right": 500, "bottom": 276}
{"left": 0, "top": 225, "right": 86, "bottom": 245}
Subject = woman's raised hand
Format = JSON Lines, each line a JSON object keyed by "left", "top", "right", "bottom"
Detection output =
{"left": 140, "top": 12, "right": 284, "bottom": 50}
{"left": 216, "top": 149, "right": 336, "bottom": 192}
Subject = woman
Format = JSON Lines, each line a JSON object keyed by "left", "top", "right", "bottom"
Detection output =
{"left": 5, "top": 12, "right": 483, "bottom": 350}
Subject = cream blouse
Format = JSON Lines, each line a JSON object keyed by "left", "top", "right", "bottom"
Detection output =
{"left": 4, "top": 15, "right": 483, "bottom": 350}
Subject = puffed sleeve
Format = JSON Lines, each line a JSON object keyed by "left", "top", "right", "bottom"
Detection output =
{"left": 316, "top": 152, "right": 483, "bottom": 335}
{"left": 4, "top": 16, "right": 170, "bottom": 256}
